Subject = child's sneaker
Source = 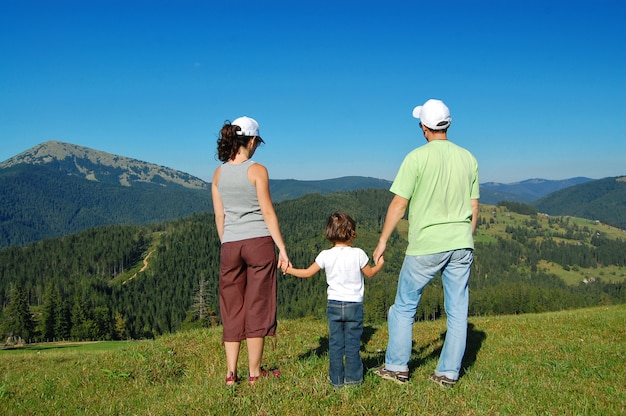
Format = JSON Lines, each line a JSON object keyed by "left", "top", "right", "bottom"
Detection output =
{"left": 373, "top": 366, "right": 409, "bottom": 384}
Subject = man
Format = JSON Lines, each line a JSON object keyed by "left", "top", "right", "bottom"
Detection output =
{"left": 372, "top": 99, "right": 479, "bottom": 387}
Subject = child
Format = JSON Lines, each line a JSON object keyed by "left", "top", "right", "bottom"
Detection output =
{"left": 285, "top": 211, "right": 384, "bottom": 388}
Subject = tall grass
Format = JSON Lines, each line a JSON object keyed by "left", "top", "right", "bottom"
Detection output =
{"left": 1, "top": 305, "right": 624, "bottom": 415}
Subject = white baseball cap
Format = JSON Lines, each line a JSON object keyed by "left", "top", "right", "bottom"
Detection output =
{"left": 412, "top": 99, "right": 452, "bottom": 130}
{"left": 232, "top": 116, "right": 263, "bottom": 141}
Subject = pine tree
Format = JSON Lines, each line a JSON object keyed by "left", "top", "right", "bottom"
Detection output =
{"left": 70, "top": 292, "right": 89, "bottom": 340}
{"left": 55, "top": 297, "right": 72, "bottom": 340}
{"left": 39, "top": 284, "right": 58, "bottom": 341}
{"left": 1, "top": 285, "right": 35, "bottom": 343}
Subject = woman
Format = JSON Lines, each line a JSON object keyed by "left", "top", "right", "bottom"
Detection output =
{"left": 211, "top": 116, "right": 289, "bottom": 386}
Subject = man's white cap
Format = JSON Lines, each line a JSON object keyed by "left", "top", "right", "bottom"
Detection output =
{"left": 232, "top": 116, "right": 262, "bottom": 140}
{"left": 412, "top": 99, "right": 452, "bottom": 130}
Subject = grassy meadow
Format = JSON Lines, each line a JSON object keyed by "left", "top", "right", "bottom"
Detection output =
{"left": 1, "top": 305, "right": 625, "bottom": 415}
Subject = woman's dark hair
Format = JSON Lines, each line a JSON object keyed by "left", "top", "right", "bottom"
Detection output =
{"left": 216, "top": 121, "right": 254, "bottom": 162}
{"left": 325, "top": 212, "right": 357, "bottom": 244}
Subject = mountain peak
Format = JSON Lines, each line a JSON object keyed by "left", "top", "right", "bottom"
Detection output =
{"left": 7, "top": 141, "right": 86, "bottom": 163}
{"left": 1, "top": 140, "right": 208, "bottom": 190}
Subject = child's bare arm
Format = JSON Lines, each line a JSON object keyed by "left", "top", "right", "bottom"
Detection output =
{"left": 362, "top": 255, "right": 384, "bottom": 278}
{"left": 285, "top": 262, "right": 321, "bottom": 279}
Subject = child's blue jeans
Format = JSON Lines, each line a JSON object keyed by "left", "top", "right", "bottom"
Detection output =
{"left": 326, "top": 300, "right": 364, "bottom": 387}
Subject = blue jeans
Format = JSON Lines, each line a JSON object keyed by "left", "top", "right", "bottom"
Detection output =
{"left": 385, "top": 249, "right": 473, "bottom": 381}
{"left": 326, "top": 300, "right": 364, "bottom": 387}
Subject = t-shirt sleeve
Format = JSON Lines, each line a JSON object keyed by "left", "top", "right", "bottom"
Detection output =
{"left": 357, "top": 248, "right": 369, "bottom": 269}
{"left": 470, "top": 155, "right": 480, "bottom": 200}
{"left": 315, "top": 250, "right": 326, "bottom": 269}
{"left": 389, "top": 153, "right": 418, "bottom": 200}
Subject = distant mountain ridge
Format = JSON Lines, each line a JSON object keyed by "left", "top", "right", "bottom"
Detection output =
{"left": 0, "top": 142, "right": 393, "bottom": 248}
{"left": 0, "top": 140, "right": 208, "bottom": 190}
{"left": 270, "top": 177, "right": 392, "bottom": 202}
{"left": 479, "top": 177, "right": 594, "bottom": 204}
{"left": 1, "top": 141, "right": 623, "bottom": 248}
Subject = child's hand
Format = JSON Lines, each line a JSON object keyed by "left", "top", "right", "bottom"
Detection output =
{"left": 377, "top": 256, "right": 385, "bottom": 267}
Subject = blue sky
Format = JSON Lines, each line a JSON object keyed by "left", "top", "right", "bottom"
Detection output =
{"left": 1, "top": 0, "right": 624, "bottom": 184}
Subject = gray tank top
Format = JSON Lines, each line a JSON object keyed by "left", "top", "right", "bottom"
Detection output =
{"left": 217, "top": 159, "right": 271, "bottom": 243}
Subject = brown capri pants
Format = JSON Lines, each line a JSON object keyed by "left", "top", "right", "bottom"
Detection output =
{"left": 219, "top": 236, "right": 277, "bottom": 342}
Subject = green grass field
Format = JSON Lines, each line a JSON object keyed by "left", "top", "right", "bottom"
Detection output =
{"left": 1, "top": 305, "right": 625, "bottom": 415}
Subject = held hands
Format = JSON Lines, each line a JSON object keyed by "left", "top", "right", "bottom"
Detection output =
{"left": 280, "top": 261, "right": 293, "bottom": 275}
{"left": 373, "top": 241, "right": 386, "bottom": 265}
{"left": 277, "top": 248, "right": 291, "bottom": 274}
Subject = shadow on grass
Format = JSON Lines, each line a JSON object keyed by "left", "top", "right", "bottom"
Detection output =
{"left": 362, "top": 322, "right": 486, "bottom": 378}
{"left": 462, "top": 323, "right": 487, "bottom": 375}
{"left": 416, "top": 323, "right": 486, "bottom": 377}
{"left": 2, "top": 344, "right": 85, "bottom": 352}
{"left": 296, "top": 325, "right": 378, "bottom": 361}
{"left": 1, "top": 341, "right": 125, "bottom": 354}
{"left": 297, "top": 336, "right": 329, "bottom": 360}
{"left": 295, "top": 322, "right": 485, "bottom": 380}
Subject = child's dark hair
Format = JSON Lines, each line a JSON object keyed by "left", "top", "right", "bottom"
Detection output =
{"left": 216, "top": 121, "right": 254, "bottom": 162}
{"left": 325, "top": 212, "right": 357, "bottom": 244}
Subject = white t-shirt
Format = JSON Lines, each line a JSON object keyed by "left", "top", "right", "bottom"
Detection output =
{"left": 315, "top": 246, "right": 369, "bottom": 302}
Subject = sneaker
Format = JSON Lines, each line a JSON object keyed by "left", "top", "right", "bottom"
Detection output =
{"left": 429, "top": 373, "right": 457, "bottom": 388}
{"left": 373, "top": 366, "right": 409, "bottom": 384}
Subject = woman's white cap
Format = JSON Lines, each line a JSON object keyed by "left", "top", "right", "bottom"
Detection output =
{"left": 412, "top": 99, "right": 452, "bottom": 130}
{"left": 232, "top": 116, "right": 262, "bottom": 139}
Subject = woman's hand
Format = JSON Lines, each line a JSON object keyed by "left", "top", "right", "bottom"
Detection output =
{"left": 277, "top": 249, "right": 290, "bottom": 273}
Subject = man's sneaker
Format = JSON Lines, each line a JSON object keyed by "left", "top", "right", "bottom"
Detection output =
{"left": 429, "top": 373, "right": 457, "bottom": 388}
{"left": 373, "top": 366, "right": 409, "bottom": 384}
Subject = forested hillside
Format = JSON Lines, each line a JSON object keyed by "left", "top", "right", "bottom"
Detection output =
{"left": 0, "top": 140, "right": 390, "bottom": 248}
{"left": 3, "top": 141, "right": 622, "bottom": 249}
{"left": 1, "top": 189, "right": 625, "bottom": 343}
{"left": 0, "top": 163, "right": 212, "bottom": 248}
{"left": 533, "top": 175, "right": 626, "bottom": 229}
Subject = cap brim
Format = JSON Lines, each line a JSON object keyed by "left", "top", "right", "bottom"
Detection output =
{"left": 412, "top": 106, "right": 423, "bottom": 119}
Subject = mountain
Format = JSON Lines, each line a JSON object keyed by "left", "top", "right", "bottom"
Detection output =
{"left": 0, "top": 141, "right": 213, "bottom": 247}
{"left": 533, "top": 176, "right": 626, "bottom": 229}
{"left": 0, "top": 140, "right": 208, "bottom": 190}
{"left": 0, "top": 141, "right": 392, "bottom": 248}
{"left": 481, "top": 177, "right": 626, "bottom": 229}
{"left": 479, "top": 177, "right": 594, "bottom": 205}
{"left": 270, "top": 177, "right": 391, "bottom": 201}
{"left": 1, "top": 140, "right": 622, "bottom": 248}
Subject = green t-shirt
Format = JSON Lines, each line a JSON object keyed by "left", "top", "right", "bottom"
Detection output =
{"left": 390, "top": 140, "right": 480, "bottom": 256}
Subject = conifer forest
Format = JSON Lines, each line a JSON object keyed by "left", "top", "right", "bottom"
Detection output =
{"left": 1, "top": 189, "right": 625, "bottom": 342}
